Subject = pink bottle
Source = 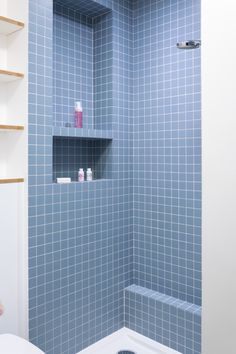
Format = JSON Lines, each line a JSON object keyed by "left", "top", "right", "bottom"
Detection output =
{"left": 78, "top": 168, "right": 84, "bottom": 182}
{"left": 74, "top": 101, "right": 83, "bottom": 128}
{"left": 0, "top": 303, "right": 4, "bottom": 316}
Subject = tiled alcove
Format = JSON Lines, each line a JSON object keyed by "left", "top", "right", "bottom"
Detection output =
{"left": 53, "top": 0, "right": 112, "bottom": 130}
{"left": 53, "top": 136, "right": 112, "bottom": 182}
{"left": 53, "top": 0, "right": 113, "bottom": 182}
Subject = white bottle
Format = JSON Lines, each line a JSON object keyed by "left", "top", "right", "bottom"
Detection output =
{"left": 86, "top": 168, "right": 93, "bottom": 181}
{"left": 78, "top": 168, "right": 84, "bottom": 182}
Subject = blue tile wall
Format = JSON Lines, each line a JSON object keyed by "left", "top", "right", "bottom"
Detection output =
{"left": 29, "top": 1, "right": 133, "bottom": 353}
{"left": 94, "top": 13, "right": 113, "bottom": 130}
{"left": 133, "top": 0, "right": 201, "bottom": 306}
{"left": 29, "top": 0, "right": 201, "bottom": 353}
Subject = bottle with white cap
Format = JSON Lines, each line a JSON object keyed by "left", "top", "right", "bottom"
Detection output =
{"left": 74, "top": 101, "right": 83, "bottom": 128}
{"left": 86, "top": 168, "right": 93, "bottom": 181}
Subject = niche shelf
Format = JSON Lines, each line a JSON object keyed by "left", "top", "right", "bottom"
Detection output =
{"left": 54, "top": 178, "right": 111, "bottom": 186}
{"left": 0, "top": 69, "right": 24, "bottom": 82}
{"left": 0, "top": 124, "right": 24, "bottom": 131}
{"left": 53, "top": 136, "right": 112, "bottom": 183}
{"left": 0, "top": 178, "right": 24, "bottom": 184}
{"left": 0, "top": 15, "right": 24, "bottom": 35}
{"left": 53, "top": 127, "right": 113, "bottom": 140}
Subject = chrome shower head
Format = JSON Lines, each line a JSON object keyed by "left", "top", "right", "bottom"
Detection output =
{"left": 177, "top": 40, "right": 201, "bottom": 49}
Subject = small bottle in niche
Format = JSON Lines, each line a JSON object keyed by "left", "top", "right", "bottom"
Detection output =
{"left": 86, "top": 168, "right": 93, "bottom": 181}
{"left": 78, "top": 168, "right": 84, "bottom": 182}
{"left": 74, "top": 101, "right": 83, "bottom": 128}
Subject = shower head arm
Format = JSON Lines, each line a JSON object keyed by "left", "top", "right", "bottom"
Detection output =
{"left": 177, "top": 40, "right": 201, "bottom": 49}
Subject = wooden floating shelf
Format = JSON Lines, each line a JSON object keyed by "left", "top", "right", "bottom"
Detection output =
{"left": 0, "top": 178, "right": 24, "bottom": 184}
{"left": 0, "top": 15, "right": 24, "bottom": 35}
{"left": 0, "top": 124, "right": 24, "bottom": 131}
{"left": 0, "top": 69, "right": 24, "bottom": 82}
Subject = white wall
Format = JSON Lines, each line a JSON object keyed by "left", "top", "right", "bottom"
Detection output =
{"left": 0, "top": 184, "right": 24, "bottom": 335}
{"left": 0, "top": 0, "right": 28, "bottom": 339}
{"left": 202, "top": 1, "right": 236, "bottom": 353}
{"left": 0, "top": 1, "right": 7, "bottom": 15}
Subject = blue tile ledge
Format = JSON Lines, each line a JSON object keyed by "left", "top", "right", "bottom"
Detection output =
{"left": 52, "top": 179, "right": 113, "bottom": 192}
{"left": 125, "top": 284, "right": 202, "bottom": 315}
{"left": 53, "top": 179, "right": 111, "bottom": 185}
{"left": 53, "top": 126, "right": 113, "bottom": 140}
{"left": 125, "top": 284, "right": 201, "bottom": 354}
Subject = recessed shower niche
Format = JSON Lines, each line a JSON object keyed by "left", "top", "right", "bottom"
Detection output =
{"left": 52, "top": 0, "right": 113, "bottom": 182}
{"left": 53, "top": 136, "right": 112, "bottom": 182}
{"left": 53, "top": 0, "right": 112, "bottom": 131}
